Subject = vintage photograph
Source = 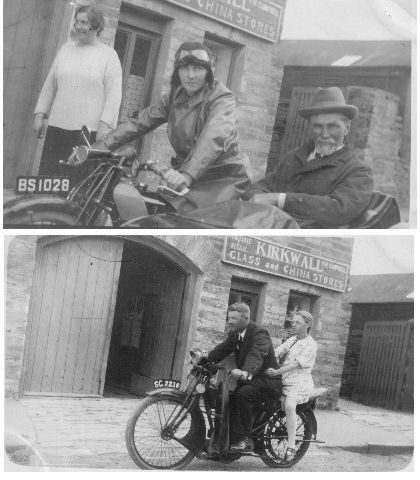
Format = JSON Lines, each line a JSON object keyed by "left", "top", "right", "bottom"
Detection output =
{"left": 4, "top": 234, "right": 414, "bottom": 471}
{"left": 2, "top": 0, "right": 415, "bottom": 228}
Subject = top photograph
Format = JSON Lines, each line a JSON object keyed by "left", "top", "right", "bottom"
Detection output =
{"left": 3, "top": 0, "right": 415, "bottom": 229}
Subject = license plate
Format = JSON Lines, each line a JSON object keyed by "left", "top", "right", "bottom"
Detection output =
{"left": 15, "top": 176, "right": 70, "bottom": 194}
{"left": 153, "top": 379, "right": 181, "bottom": 389}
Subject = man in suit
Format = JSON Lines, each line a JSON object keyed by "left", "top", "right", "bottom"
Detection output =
{"left": 206, "top": 302, "right": 282, "bottom": 451}
{"left": 242, "top": 87, "right": 374, "bottom": 228}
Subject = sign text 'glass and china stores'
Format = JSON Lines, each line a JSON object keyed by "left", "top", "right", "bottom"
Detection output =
{"left": 223, "top": 237, "right": 350, "bottom": 293}
{"left": 164, "top": 0, "right": 283, "bottom": 42}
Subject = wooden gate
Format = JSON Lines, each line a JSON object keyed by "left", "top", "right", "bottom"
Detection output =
{"left": 352, "top": 320, "right": 414, "bottom": 411}
{"left": 22, "top": 237, "right": 123, "bottom": 396}
{"left": 280, "top": 87, "right": 315, "bottom": 155}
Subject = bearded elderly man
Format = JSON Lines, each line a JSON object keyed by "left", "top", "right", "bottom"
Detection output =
{"left": 242, "top": 87, "right": 374, "bottom": 228}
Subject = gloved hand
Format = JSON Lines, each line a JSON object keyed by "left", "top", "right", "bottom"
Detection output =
{"left": 163, "top": 169, "right": 192, "bottom": 191}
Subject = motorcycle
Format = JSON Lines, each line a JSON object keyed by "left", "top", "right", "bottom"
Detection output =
{"left": 4, "top": 127, "right": 400, "bottom": 228}
{"left": 124, "top": 352, "right": 324, "bottom": 470}
{"left": 3, "top": 127, "right": 189, "bottom": 227}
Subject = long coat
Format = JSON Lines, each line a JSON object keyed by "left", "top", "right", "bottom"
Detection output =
{"left": 243, "top": 142, "right": 374, "bottom": 227}
{"left": 98, "top": 81, "right": 251, "bottom": 213}
{"left": 207, "top": 321, "right": 282, "bottom": 394}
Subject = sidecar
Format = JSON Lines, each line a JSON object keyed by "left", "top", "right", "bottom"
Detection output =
{"left": 122, "top": 192, "right": 400, "bottom": 229}
{"left": 123, "top": 200, "right": 300, "bottom": 229}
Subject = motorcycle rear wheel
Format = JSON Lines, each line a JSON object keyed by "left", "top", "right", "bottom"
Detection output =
{"left": 258, "top": 409, "right": 313, "bottom": 468}
{"left": 125, "top": 395, "right": 198, "bottom": 470}
{"left": 4, "top": 209, "right": 79, "bottom": 226}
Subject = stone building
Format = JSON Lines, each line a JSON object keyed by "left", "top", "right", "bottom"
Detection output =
{"left": 6, "top": 235, "right": 354, "bottom": 408}
{"left": 4, "top": 0, "right": 287, "bottom": 187}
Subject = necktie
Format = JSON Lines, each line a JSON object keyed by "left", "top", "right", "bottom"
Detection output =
{"left": 236, "top": 336, "right": 243, "bottom": 352}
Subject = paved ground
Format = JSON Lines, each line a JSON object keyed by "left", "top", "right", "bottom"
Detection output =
{"left": 4, "top": 394, "right": 414, "bottom": 472}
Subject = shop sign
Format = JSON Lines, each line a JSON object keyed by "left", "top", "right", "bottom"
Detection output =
{"left": 223, "top": 236, "right": 349, "bottom": 293}
{"left": 164, "top": 0, "right": 283, "bottom": 42}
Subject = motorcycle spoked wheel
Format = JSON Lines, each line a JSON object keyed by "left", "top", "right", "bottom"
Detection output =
{"left": 125, "top": 395, "right": 200, "bottom": 470}
{"left": 257, "top": 410, "right": 313, "bottom": 468}
{"left": 3, "top": 209, "right": 80, "bottom": 226}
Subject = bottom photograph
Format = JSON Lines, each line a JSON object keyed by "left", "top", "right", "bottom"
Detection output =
{"left": 5, "top": 234, "right": 414, "bottom": 472}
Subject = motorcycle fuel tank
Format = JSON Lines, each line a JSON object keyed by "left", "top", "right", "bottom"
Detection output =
{"left": 113, "top": 182, "right": 148, "bottom": 221}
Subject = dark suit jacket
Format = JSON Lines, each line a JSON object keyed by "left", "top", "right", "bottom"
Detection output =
{"left": 207, "top": 321, "right": 281, "bottom": 392}
{"left": 242, "top": 141, "right": 373, "bottom": 228}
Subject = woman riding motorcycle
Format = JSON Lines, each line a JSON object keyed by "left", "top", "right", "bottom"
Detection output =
{"left": 70, "top": 41, "right": 251, "bottom": 213}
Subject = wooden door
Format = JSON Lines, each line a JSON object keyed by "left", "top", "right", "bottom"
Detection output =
{"left": 352, "top": 320, "right": 414, "bottom": 411}
{"left": 22, "top": 238, "right": 123, "bottom": 396}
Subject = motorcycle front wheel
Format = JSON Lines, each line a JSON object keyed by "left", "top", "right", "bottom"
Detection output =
{"left": 4, "top": 209, "right": 79, "bottom": 226}
{"left": 258, "top": 409, "right": 313, "bottom": 468}
{"left": 125, "top": 395, "right": 198, "bottom": 470}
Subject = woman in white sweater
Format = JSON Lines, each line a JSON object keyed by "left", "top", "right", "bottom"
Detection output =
{"left": 266, "top": 311, "right": 317, "bottom": 462}
{"left": 33, "top": 3, "right": 122, "bottom": 186}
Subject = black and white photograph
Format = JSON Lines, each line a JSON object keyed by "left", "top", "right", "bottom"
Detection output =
{"left": 4, "top": 234, "right": 414, "bottom": 471}
{"left": 2, "top": 0, "right": 416, "bottom": 228}
{"left": 2, "top": 0, "right": 417, "bottom": 476}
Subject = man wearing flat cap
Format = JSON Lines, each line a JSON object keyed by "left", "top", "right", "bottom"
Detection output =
{"left": 242, "top": 87, "right": 374, "bottom": 228}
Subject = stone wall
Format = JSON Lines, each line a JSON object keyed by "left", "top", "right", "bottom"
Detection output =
{"left": 5, "top": 236, "right": 38, "bottom": 398}
{"left": 346, "top": 87, "right": 406, "bottom": 208}
{"left": 5, "top": 235, "right": 354, "bottom": 408}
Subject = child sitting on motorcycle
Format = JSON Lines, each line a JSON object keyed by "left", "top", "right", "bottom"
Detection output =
{"left": 68, "top": 41, "right": 251, "bottom": 214}
{"left": 266, "top": 311, "right": 317, "bottom": 461}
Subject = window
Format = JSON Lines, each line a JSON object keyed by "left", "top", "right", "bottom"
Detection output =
{"left": 284, "top": 290, "right": 319, "bottom": 329}
{"left": 114, "top": 6, "right": 165, "bottom": 159}
{"left": 228, "top": 277, "right": 264, "bottom": 323}
{"left": 114, "top": 25, "right": 160, "bottom": 121}
{"left": 204, "top": 33, "right": 243, "bottom": 92}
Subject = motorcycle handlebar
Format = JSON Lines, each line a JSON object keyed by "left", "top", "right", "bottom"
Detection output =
{"left": 194, "top": 361, "right": 225, "bottom": 374}
{"left": 61, "top": 146, "right": 190, "bottom": 196}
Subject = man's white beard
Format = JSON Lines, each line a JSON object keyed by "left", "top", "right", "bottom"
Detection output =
{"left": 316, "top": 141, "right": 342, "bottom": 157}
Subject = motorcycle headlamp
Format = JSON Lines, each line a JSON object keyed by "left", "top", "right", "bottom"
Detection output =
{"left": 196, "top": 383, "right": 206, "bottom": 394}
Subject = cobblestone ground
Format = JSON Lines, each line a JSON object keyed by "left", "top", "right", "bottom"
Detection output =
{"left": 38, "top": 449, "right": 412, "bottom": 472}
{"left": 14, "top": 397, "right": 413, "bottom": 472}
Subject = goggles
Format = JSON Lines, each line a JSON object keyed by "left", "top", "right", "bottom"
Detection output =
{"left": 178, "top": 49, "right": 210, "bottom": 62}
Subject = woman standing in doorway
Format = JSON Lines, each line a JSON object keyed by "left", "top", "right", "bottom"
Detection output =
{"left": 33, "top": 2, "right": 122, "bottom": 187}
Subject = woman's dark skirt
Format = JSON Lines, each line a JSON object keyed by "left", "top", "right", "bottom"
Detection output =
{"left": 38, "top": 126, "right": 96, "bottom": 190}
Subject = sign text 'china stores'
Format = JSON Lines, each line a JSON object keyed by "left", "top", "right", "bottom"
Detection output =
{"left": 165, "top": 0, "right": 283, "bottom": 42}
{"left": 223, "top": 237, "right": 349, "bottom": 292}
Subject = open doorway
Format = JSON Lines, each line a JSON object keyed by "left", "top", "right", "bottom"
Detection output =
{"left": 105, "top": 241, "right": 187, "bottom": 397}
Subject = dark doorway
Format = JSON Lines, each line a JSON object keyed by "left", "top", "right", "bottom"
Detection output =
{"left": 114, "top": 5, "right": 164, "bottom": 160}
{"left": 105, "top": 241, "right": 187, "bottom": 396}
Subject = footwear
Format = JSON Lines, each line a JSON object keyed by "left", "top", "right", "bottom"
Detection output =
{"left": 284, "top": 446, "right": 296, "bottom": 462}
{"left": 230, "top": 437, "right": 254, "bottom": 452}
